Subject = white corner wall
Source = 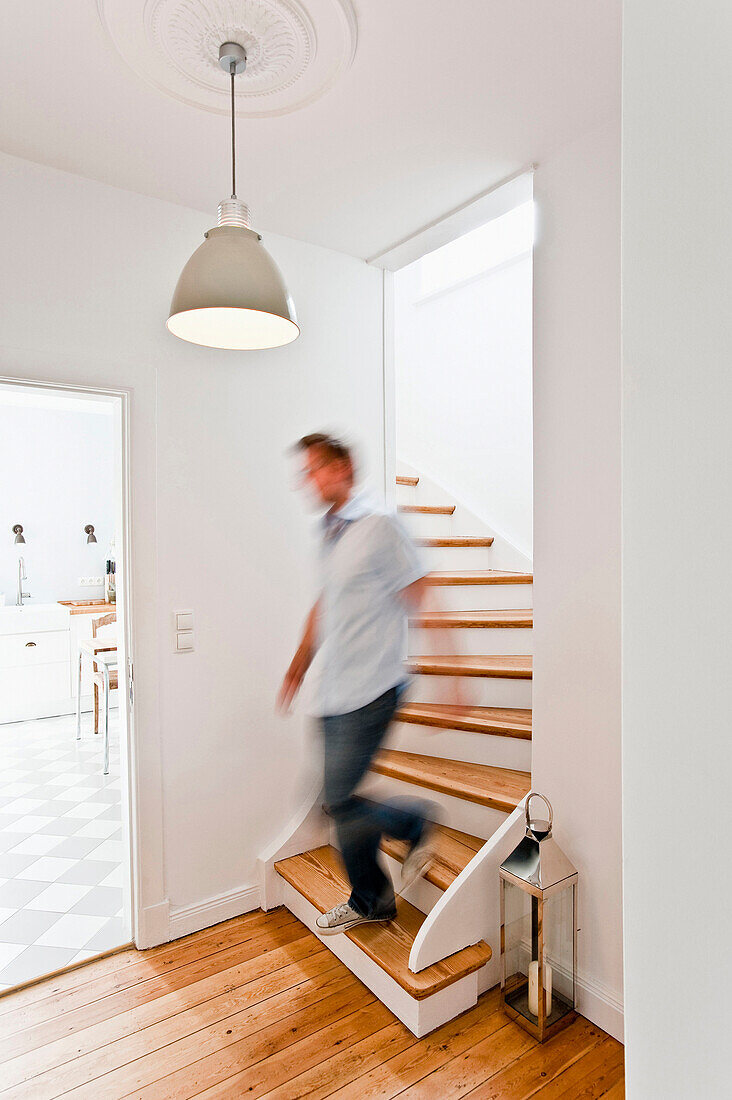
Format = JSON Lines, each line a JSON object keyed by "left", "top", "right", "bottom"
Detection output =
{"left": 532, "top": 120, "right": 623, "bottom": 1040}
{"left": 622, "top": 4, "right": 732, "bottom": 1095}
{"left": 0, "top": 151, "right": 384, "bottom": 942}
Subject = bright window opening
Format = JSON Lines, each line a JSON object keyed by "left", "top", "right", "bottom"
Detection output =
{"left": 418, "top": 200, "right": 534, "bottom": 299}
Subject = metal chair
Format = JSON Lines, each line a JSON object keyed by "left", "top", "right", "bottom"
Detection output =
{"left": 91, "top": 612, "right": 117, "bottom": 733}
{"left": 75, "top": 612, "right": 117, "bottom": 774}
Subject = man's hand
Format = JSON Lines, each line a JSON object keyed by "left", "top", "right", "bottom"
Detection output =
{"left": 277, "top": 601, "right": 320, "bottom": 714}
{"left": 400, "top": 575, "right": 429, "bottom": 611}
{"left": 277, "top": 646, "right": 310, "bottom": 713}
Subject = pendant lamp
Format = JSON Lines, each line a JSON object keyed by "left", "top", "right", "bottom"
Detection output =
{"left": 167, "top": 43, "right": 299, "bottom": 351}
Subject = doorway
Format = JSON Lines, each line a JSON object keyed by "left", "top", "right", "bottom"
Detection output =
{"left": 0, "top": 380, "right": 136, "bottom": 991}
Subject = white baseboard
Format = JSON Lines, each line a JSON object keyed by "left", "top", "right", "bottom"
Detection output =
{"left": 167, "top": 884, "right": 261, "bottom": 940}
{"left": 576, "top": 972, "right": 624, "bottom": 1043}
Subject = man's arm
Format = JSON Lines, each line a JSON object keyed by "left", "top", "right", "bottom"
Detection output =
{"left": 399, "top": 575, "right": 430, "bottom": 611}
{"left": 277, "top": 600, "right": 320, "bottom": 713}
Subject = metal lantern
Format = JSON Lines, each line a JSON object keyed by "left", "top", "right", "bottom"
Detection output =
{"left": 499, "top": 791, "right": 578, "bottom": 1042}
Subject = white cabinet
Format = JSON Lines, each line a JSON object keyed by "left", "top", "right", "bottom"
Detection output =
{"left": 0, "top": 602, "right": 118, "bottom": 724}
{"left": 0, "top": 605, "right": 71, "bottom": 724}
{"left": 0, "top": 629, "right": 70, "bottom": 667}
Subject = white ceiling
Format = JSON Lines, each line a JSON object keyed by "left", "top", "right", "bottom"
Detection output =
{"left": 0, "top": 1, "right": 620, "bottom": 258}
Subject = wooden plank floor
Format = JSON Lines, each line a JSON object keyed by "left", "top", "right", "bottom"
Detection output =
{"left": 0, "top": 908, "right": 624, "bottom": 1099}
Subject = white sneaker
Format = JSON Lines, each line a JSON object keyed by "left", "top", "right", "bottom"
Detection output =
{"left": 401, "top": 823, "right": 436, "bottom": 890}
{"left": 315, "top": 899, "right": 396, "bottom": 936}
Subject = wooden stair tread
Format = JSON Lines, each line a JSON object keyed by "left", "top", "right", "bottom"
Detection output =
{"left": 381, "top": 822, "right": 483, "bottom": 891}
{"left": 274, "top": 846, "right": 491, "bottom": 999}
{"left": 415, "top": 536, "right": 493, "bottom": 547}
{"left": 396, "top": 475, "right": 419, "bottom": 486}
{"left": 372, "top": 749, "right": 531, "bottom": 813}
{"left": 396, "top": 702, "right": 532, "bottom": 739}
{"left": 426, "top": 570, "right": 533, "bottom": 585}
{"left": 412, "top": 609, "right": 533, "bottom": 628}
{"left": 408, "top": 654, "right": 533, "bottom": 678}
{"left": 399, "top": 504, "right": 455, "bottom": 515}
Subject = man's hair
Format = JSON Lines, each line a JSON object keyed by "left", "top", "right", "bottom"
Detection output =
{"left": 294, "top": 433, "right": 353, "bottom": 466}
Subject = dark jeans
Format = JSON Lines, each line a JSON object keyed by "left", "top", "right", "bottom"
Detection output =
{"left": 322, "top": 684, "right": 430, "bottom": 918}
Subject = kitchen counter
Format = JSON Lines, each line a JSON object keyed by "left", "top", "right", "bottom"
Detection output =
{"left": 58, "top": 599, "right": 115, "bottom": 616}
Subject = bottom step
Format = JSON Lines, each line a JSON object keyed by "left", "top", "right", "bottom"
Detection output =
{"left": 275, "top": 846, "right": 492, "bottom": 1037}
{"left": 275, "top": 846, "right": 491, "bottom": 1001}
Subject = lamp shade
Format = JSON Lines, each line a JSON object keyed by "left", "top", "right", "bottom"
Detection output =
{"left": 167, "top": 225, "right": 299, "bottom": 350}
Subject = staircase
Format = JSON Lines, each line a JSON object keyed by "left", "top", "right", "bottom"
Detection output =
{"left": 259, "top": 468, "right": 533, "bottom": 1036}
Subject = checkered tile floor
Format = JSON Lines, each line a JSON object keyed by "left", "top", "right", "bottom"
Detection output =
{"left": 0, "top": 710, "right": 130, "bottom": 991}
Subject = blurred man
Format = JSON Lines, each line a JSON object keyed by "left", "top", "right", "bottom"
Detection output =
{"left": 278, "top": 433, "right": 434, "bottom": 934}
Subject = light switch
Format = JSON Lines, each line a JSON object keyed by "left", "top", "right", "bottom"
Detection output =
{"left": 176, "top": 632, "right": 194, "bottom": 652}
{"left": 175, "top": 610, "right": 194, "bottom": 631}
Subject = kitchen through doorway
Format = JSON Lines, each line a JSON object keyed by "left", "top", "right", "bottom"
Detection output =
{"left": 0, "top": 380, "right": 135, "bottom": 991}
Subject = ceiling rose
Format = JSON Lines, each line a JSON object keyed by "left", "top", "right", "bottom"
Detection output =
{"left": 97, "top": 0, "right": 358, "bottom": 117}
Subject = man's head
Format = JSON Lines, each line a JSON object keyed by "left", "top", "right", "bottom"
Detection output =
{"left": 295, "top": 433, "right": 355, "bottom": 507}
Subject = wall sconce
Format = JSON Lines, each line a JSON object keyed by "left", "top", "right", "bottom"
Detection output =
{"left": 84, "top": 524, "right": 98, "bottom": 544}
{"left": 12, "top": 525, "right": 25, "bottom": 545}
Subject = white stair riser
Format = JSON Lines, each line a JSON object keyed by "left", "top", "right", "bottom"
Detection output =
{"left": 362, "top": 771, "right": 511, "bottom": 841}
{"left": 278, "top": 878, "right": 482, "bottom": 1037}
{"left": 396, "top": 482, "right": 453, "bottom": 508}
{"left": 381, "top": 850, "right": 444, "bottom": 916}
{"left": 424, "top": 583, "right": 533, "bottom": 612}
{"left": 407, "top": 673, "right": 532, "bottom": 710}
{"left": 387, "top": 721, "right": 532, "bottom": 773}
{"left": 409, "top": 625, "right": 532, "bottom": 655}
{"left": 417, "top": 546, "right": 496, "bottom": 569}
{"left": 399, "top": 512, "right": 456, "bottom": 538}
{"left": 327, "top": 820, "right": 444, "bottom": 918}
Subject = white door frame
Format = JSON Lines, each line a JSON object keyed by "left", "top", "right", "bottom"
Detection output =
{"left": 0, "top": 373, "right": 150, "bottom": 951}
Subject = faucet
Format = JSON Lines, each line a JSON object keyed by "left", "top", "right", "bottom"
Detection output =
{"left": 17, "top": 557, "right": 31, "bottom": 606}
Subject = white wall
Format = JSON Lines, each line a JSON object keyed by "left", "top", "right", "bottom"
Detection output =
{"left": 622, "top": 4, "right": 732, "bottom": 1095}
{"left": 0, "top": 151, "right": 384, "bottom": 940}
{"left": 394, "top": 253, "right": 533, "bottom": 557}
{"left": 0, "top": 395, "right": 115, "bottom": 604}
{"left": 532, "top": 120, "right": 623, "bottom": 1039}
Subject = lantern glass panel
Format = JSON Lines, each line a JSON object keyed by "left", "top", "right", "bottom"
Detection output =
{"left": 502, "top": 879, "right": 576, "bottom": 1030}
{"left": 503, "top": 878, "right": 534, "bottom": 1023}
{"left": 543, "top": 882, "right": 576, "bottom": 1015}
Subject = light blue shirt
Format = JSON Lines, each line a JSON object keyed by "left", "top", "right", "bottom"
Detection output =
{"left": 314, "top": 490, "right": 426, "bottom": 716}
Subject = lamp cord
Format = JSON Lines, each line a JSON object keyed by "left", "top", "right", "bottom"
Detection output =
{"left": 230, "top": 64, "right": 236, "bottom": 199}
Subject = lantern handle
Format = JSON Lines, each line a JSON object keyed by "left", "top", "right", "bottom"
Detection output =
{"left": 525, "top": 790, "right": 553, "bottom": 832}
